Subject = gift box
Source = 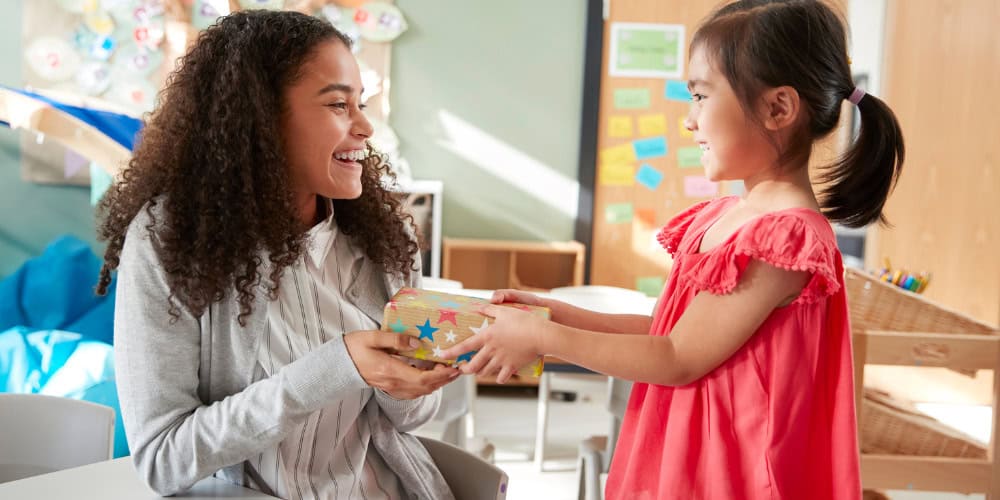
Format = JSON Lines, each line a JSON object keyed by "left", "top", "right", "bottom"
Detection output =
{"left": 382, "top": 287, "right": 548, "bottom": 378}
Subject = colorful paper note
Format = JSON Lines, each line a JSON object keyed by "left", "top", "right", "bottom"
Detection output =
{"left": 635, "top": 164, "right": 663, "bottom": 190}
{"left": 608, "top": 115, "right": 633, "bottom": 138}
{"left": 677, "top": 146, "right": 703, "bottom": 167}
{"left": 613, "top": 88, "right": 651, "bottom": 110}
{"left": 637, "top": 114, "right": 667, "bottom": 137}
{"left": 609, "top": 23, "right": 685, "bottom": 79}
{"left": 64, "top": 149, "right": 88, "bottom": 178}
{"left": 636, "top": 276, "right": 666, "bottom": 297}
{"left": 600, "top": 143, "right": 637, "bottom": 164}
{"left": 633, "top": 137, "right": 668, "bottom": 160}
{"left": 605, "top": 203, "right": 634, "bottom": 224}
{"left": 678, "top": 117, "right": 692, "bottom": 138}
{"left": 635, "top": 208, "right": 656, "bottom": 226}
{"left": 683, "top": 175, "right": 718, "bottom": 198}
{"left": 665, "top": 80, "right": 692, "bottom": 102}
{"left": 599, "top": 163, "right": 636, "bottom": 186}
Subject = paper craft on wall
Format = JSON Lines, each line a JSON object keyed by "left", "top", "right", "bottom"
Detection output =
{"left": 608, "top": 22, "right": 685, "bottom": 79}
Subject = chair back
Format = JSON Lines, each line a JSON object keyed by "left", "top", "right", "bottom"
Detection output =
{"left": 0, "top": 394, "right": 115, "bottom": 483}
{"left": 418, "top": 435, "right": 508, "bottom": 500}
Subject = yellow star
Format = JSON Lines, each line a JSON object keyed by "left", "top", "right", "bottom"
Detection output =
{"left": 414, "top": 346, "right": 429, "bottom": 360}
{"left": 533, "top": 359, "right": 543, "bottom": 377}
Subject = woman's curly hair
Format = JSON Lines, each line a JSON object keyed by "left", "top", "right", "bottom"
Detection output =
{"left": 96, "top": 10, "right": 418, "bottom": 325}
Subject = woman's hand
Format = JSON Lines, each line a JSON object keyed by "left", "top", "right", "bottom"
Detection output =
{"left": 441, "top": 304, "right": 552, "bottom": 384}
{"left": 344, "top": 330, "right": 459, "bottom": 399}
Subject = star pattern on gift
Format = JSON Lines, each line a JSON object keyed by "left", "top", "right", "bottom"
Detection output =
{"left": 469, "top": 318, "right": 490, "bottom": 335}
{"left": 432, "top": 346, "right": 445, "bottom": 358}
{"left": 445, "top": 330, "right": 457, "bottom": 343}
{"left": 387, "top": 301, "right": 398, "bottom": 311}
{"left": 438, "top": 309, "right": 458, "bottom": 325}
{"left": 416, "top": 319, "right": 439, "bottom": 341}
{"left": 397, "top": 288, "right": 419, "bottom": 296}
{"left": 414, "top": 346, "right": 429, "bottom": 360}
{"left": 438, "top": 300, "right": 462, "bottom": 309}
{"left": 456, "top": 351, "right": 476, "bottom": 364}
{"left": 389, "top": 319, "right": 407, "bottom": 333}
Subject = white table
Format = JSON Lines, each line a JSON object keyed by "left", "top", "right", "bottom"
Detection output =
{"left": 0, "top": 458, "right": 277, "bottom": 499}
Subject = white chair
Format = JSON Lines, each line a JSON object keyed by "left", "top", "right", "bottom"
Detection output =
{"left": 418, "top": 435, "right": 508, "bottom": 500}
{"left": 576, "top": 377, "right": 633, "bottom": 500}
{"left": 0, "top": 394, "right": 115, "bottom": 483}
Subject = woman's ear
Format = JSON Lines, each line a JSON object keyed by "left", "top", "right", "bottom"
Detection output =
{"left": 760, "top": 86, "right": 801, "bottom": 131}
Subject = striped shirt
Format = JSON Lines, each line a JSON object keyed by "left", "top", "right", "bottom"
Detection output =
{"left": 249, "top": 207, "right": 404, "bottom": 500}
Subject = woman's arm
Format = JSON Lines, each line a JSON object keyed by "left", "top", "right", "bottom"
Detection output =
{"left": 446, "top": 260, "right": 808, "bottom": 385}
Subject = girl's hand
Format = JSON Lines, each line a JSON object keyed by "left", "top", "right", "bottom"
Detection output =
{"left": 344, "top": 330, "right": 459, "bottom": 399}
{"left": 490, "top": 289, "right": 545, "bottom": 307}
{"left": 441, "top": 304, "right": 551, "bottom": 384}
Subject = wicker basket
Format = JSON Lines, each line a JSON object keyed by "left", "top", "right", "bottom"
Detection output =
{"left": 845, "top": 268, "right": 997, "bottom": 336}
{"left": 860, "top": 388, "right": 986, "bottom": 458}
{"left": 847, "top": 267, "right": 999, "bottom": 458}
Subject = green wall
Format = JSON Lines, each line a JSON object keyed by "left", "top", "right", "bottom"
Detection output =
{"left": 0, "top": 0, "right": 99, "bottom": 278}
{"left": 391, "top": 0, "right": 586, "bottom": 242}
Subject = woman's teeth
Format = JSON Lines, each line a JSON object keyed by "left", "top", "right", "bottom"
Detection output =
{"left": 334, "top": 150, "right": 366, "bottom": 162}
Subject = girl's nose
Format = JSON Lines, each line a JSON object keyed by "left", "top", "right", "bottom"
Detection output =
{"left": 683, "top": 110, "right": 697, "bottom": 132}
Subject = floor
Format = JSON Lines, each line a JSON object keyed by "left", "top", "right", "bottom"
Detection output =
{"left": 416, "top": 373, "right": 988, "bottom": 500}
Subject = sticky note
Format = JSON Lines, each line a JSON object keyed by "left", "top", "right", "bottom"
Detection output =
{"left": 599, "top": 163, "right": 636, "bottom": 186}
{"left": 633, "top": 137, "right": 667, "bottom": 160}
{"left": 608, "top": 115, "right": 633, "bottom": 138}
{"left": 678, "top": 117, "right": 692, "bottom": 138}
{"left": 600, "top": 143, "right": 637, "bottom": 164}
{"left": 683, "top": 175, "right": 718, "bottom": 198}
{"left": 665, "top": 80, "right": 692, "bottom": 102}
{"left": 635, "top": 164, "right": 663, "bottom": 190}
{"left": 613, "top": 88, "right": 651, "bottom": 110}
{"left": 635, "top": 208, "right": 656, "bottom": 226}
{"left": 677, "top": 146, "right": 703, "bottom": 167}
{"left": 637, "top": 114, "right": 667, "bottom": 137}
{"left": 605, "top": 203, "right": 634, "bottom": 224}
{"left": 636, "top": 276, "right": 665, "bottom": 297}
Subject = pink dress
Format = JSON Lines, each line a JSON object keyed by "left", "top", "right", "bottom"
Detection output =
{"left": 606, "top": 196, "right": 860, "bottom": 500}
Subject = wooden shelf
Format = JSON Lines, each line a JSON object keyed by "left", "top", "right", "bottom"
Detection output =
{"left": 442, "top": 238, "right": 585, "bottom": 292}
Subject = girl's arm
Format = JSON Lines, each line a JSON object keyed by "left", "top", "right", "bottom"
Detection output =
{"left": 445, "top": 260, "right": 809, "bottom": 385}
{"left": 490, "top": 289, "right": 653, "bottom": 335}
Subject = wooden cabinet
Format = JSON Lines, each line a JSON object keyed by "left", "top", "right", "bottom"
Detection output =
{"left": 441, "top": 238, "right": 585, "bottom": 291}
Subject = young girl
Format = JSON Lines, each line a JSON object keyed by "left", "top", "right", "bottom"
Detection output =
{"left": 96, "top": 10, "right": 458, "bottom": 499}
{"left": 444, "top": 1, "right": 903, "bottom": 498}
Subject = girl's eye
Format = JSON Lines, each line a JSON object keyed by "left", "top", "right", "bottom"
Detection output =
{"left": 359, "top": 103, "right": 367, "bottom": 110}
{"left": 692, "top": 93, "right": 706, "bottom": 102}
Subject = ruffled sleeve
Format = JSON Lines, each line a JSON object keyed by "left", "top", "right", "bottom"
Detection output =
{"left": 682, "top": 211, "right": 842, "bottom": 304}
{"left": 656, "top": 200, "right": 713, "bottom": 257}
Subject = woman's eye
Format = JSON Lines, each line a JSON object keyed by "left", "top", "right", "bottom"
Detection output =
{"left": 359, "top": 103, "right": 367, "bottom": 110}
{"left": 328, "top": 102, "right": 348, "bottom": 110}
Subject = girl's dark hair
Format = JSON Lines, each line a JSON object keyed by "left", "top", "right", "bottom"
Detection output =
{"left": 693, "top": 0, "right": 904, "bottom": 227}
{"left": 96, "top": 10, "right": 418, "bottom": 324}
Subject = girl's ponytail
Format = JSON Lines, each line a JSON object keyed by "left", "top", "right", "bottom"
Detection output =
{"left": 819, "top": 92, "right": 905, "bottom": 228}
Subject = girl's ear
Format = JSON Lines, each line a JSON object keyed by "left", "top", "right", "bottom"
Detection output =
{"left": 760, "top": 86, "right": 801, "bottom": 131}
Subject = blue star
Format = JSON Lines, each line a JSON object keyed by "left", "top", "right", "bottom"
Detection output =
{"left": 438, "top": 300, "right": 462, "bottom": 309}
{"left": 456, "top": 351, "right": 476, "bottom": 364}
{"left": 389, "top": 319, "right": 407, "bottom": 333}
{"left": 416, "top": 319, "right": 439, "bottom": 342}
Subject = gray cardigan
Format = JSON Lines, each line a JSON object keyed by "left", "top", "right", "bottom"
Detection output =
{"left": 114, "top": 206, "right": 453, "bottom": 499}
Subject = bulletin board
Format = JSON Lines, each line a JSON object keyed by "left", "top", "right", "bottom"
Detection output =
{"left": 588, "top": 0, "right": 729, "bottom": 296}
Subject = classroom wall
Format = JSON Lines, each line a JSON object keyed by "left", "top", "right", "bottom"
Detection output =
{"left": 0, "top": 1, "right": 100, "bottom": 278}
{"left": 391, "top": 0, "right": 587, "bottom": 242}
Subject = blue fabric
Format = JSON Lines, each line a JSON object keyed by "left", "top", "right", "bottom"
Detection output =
{"left": 0, "top": 327, "right": 128, "bottom": 457}
{"left": 0, "top": 235, "right": 115, "bottom": 345}
{"left": 0, "top": 86, "right": 143, "bottom": 150}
